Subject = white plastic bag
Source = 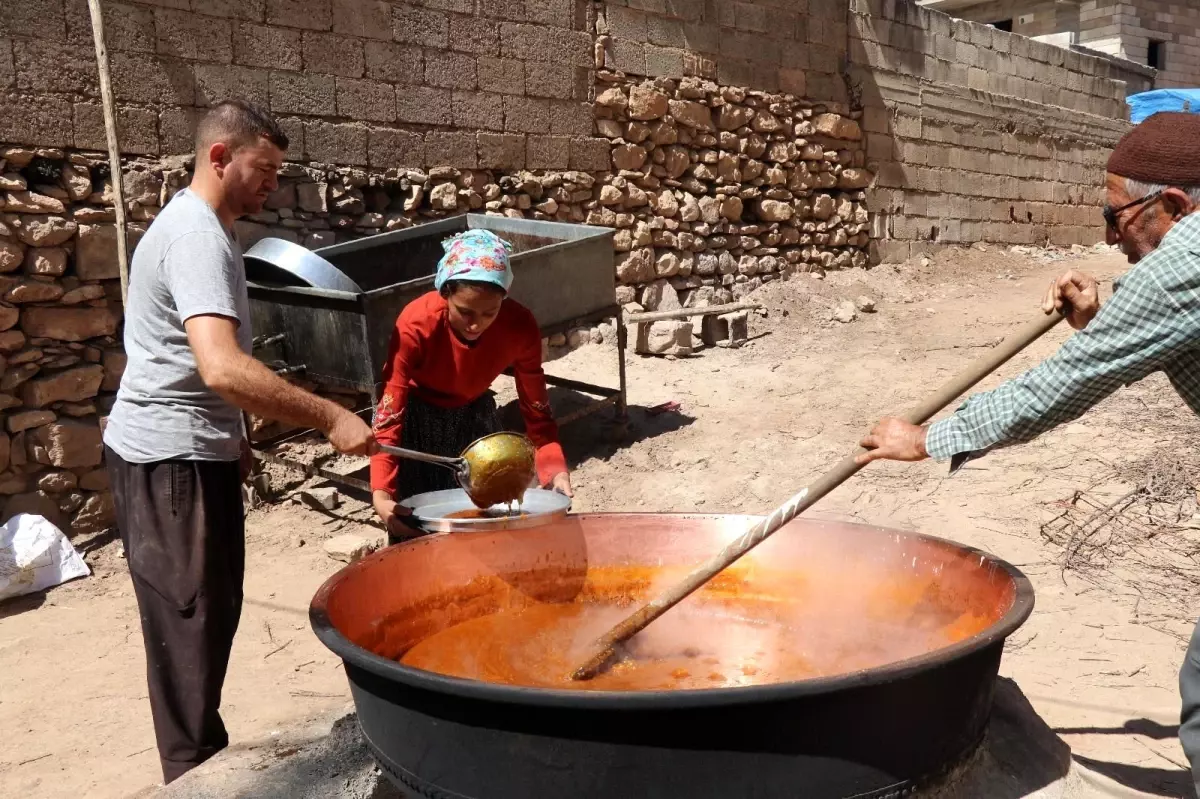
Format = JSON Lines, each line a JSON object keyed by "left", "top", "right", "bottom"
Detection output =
{"left": 0, "top": 513, "right": 91, "bottom": 601}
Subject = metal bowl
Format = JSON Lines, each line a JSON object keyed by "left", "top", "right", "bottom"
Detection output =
{"left": 399, "top": 488, "right": 571, "bottom": 533}
{"left": 460, "top": 432, "right": 537, "bottom": 508}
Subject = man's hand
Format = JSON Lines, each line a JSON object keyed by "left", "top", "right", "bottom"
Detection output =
{"left": 325, "top": 409, "right": 377, "bottom": 457}
{"left": 1042, "top": 270, "right": 1100, "bottom": 330}
{"left": 547, "top": 471, "right": 573, "bottom": 497}
{"left": 857, "top": 418, "right": 930, "bottom": 465}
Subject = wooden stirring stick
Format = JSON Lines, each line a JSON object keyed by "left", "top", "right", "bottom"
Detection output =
{"left": 571, "top": 309, "right": 1066, "bottom": 681}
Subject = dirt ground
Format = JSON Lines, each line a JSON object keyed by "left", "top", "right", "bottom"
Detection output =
{"left": 4, "top": 242, "right": 1199, "bottom": 798}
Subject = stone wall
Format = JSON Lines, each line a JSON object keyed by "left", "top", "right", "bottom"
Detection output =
{"left": 849, "top": 0, "right": 1135, "bottom": 261}
{"left": 0, "top": 145, "right": 120, "bottom": 536}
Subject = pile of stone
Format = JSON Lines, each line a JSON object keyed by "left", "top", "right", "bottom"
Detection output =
{"left": 0, "top": 146, "right": 124, "bottom": 536}
{"left": 590, "top": 71, "right": 873, "bottom": 355}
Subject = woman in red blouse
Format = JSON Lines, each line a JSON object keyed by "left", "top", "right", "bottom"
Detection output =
{"left": 370, "top": 229, "right": 572, "bottom": 539}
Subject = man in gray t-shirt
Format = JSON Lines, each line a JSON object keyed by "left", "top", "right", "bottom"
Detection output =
{"left": 103, "top": 101, "right": 376, "bottom": 785}
{"left": 104, "top": 187, "right": 252, "bottom": 461}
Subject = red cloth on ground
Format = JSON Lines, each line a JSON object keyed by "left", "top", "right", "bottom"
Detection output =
{"left": 369, "top": 291, "right": 567, "bottom": 496}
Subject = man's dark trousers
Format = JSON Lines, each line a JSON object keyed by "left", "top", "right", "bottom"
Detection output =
{"left": 106, "top": 445, "right": 244, "bottom": 783}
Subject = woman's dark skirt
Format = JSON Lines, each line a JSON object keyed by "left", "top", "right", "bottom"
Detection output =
{"left": 395, "top": 391, "right": 500, "bottom": 499}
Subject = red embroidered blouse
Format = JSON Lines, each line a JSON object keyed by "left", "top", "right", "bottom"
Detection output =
{"left": 369, "top": 291, "right": 567, "bottom": 496}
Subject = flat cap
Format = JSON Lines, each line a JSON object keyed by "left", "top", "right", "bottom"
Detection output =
{"left": 1107, "top": 111, "right": 1200, "bottom": 184}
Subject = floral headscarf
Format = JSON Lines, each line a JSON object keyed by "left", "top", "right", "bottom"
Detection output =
{"left": 433, "top": 229, "right": 513, "bottom": 294}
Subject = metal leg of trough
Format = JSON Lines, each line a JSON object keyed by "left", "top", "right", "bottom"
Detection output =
{"left": 615, "top": 315, "right": 629, "bottom": 421}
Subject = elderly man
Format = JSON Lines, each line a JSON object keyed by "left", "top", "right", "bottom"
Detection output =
{"left": 103, "top": 100, "right": 376, "bottom": 783}
{"left": 859, "top": 111, "right": 1200, "bottom": 782}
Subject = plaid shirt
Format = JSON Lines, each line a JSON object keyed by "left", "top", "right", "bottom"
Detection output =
{"left": 926, "top": 211, "right": 1200, "bottom": 465}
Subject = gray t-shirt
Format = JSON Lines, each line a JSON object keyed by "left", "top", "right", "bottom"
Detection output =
{"left": 104, "top": 189, "right": 252, "bottom": 463}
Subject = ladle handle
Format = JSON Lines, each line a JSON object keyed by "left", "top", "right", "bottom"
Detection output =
{"left": 572, "top": 309, "right": 1066, "bottom": 680}
{"left": 377, "top": 444, "right": 465, "bottom": 471}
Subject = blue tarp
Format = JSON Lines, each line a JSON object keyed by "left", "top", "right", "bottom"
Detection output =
{"left": 1127, "top": 89, "right": 1200, "bottom": 123}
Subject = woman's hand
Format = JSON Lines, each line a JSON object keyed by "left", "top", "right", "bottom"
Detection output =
{"left": 547, "top": 471, "right": 573, "bottom": 497}
{"left": 373, "top": 490, "right": 413, "bottom": 537}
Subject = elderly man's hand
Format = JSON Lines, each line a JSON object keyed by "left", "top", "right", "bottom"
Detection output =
{"left": 1042, "top": 270, "right": 1100, "bottom": 330}
{"left": 857, "top": 418, "right": 930, "bottom": 465}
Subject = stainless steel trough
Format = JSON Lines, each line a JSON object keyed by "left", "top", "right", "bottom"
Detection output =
{"left": 243, "top": 215, "right": 625, "bottom": 492}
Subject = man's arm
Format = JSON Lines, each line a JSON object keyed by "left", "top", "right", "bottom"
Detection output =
{"left": 861, "top": 257, "right": 1200, "bottom": 465}
{"left": 186, "top": 314, "right": 375, "bottom": 456}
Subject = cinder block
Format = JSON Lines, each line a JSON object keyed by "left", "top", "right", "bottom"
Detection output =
{"left": 73, "top": 102, "right": 158, "bottom": 155}
{"left": 683, "top": 21, "right": 719, "bottom": 55}
{"left": 420, "top": 0, "right": 473, "bottom": 13}
{"left": 478, "top": 56, "right": 525, "bottom": 95}
{"left": 160, "top": 106, "right": 202, "bottom": 155}
{"left": 396, "top": 85, "right": 452, "bottom": 126}
{"left": 646, "top": 45, "right": 685, "bottom": 78}
{"left": 302, "top": 31, "right": 364, "bottom": 77}
{"left": 155, "top": 9, "right": 233, "bottom": 63}
{"left": 425, "top": 131, "right": 478, "bottom": 168}
{"left": 266, "top": 0, "right": 333, "bottom": 32}
{"left": 235, "top": 23, "right": 301, "bottom": 71}
{"left": 526, "top": 135, "right": 570, "bottom": 170}
{"left": 477, "top": 0, "right": 526, "bottom": 22}
{"left": 392, "top": 5, "right": 448, "bottom": 48}
{"left": 600, "top": 5, "right": 647, "bottom": 41}
{"left": 478, "top": 132, "right": 526, "bottom": 170}
{"left": 337, "top": 77, "right": 396, "bottom": 122}
{"left": 367, "top": 127, "right": 424, "bottom": 169}
{"left": 269, "top": 70, "right": 336, "bottom": 116}
{"left": 569, "top": 137, "right": 610, "bottom": 172}
{"left": 452, "top": 90, "right": 504, "bottom": 131}
{"left": 0, "top": 0, "right": 65, "bottom": 42}
{"left": 14, "top": 40, "right": 97, "bottom": 97}
{"left": 111, "top": 52, "right": 195, "bottom": 105}
{"left": 364, "top": 41, "right": 422, "bottom": 84}
{"left": 195, "top": 64, "right": 269, "bottom": 108}
{"left": 449, "top": 14, "right": 500, "bottom": 57}
{"left": 332, "top": 0, "right": 392, "bottom": 41}
{"left": 425, "top": 49, "right": 477, "bottom": 90}
{"left": 700, "top": 311, "right": 748, "bottom": 349}
{"left": 778, "top": 68, "right": 806, "bottom": 96}
{"left": 525, "top": 0, "right": 575, "bottom": 29}
{"left": 304, "top": 120, "right": 367, "bottom": 165}
{"left": 502, "top": 96, "right": 549, "bottom": 134}
{"left": 498, "top": 22, "right": 549, "bottom": 61}
{"left": 525, "top": 62, "right": 580, "bottom": 100}
{"left": 548, "top": 100, "right": 593, "bottom": 136}
{"left": 66, "top": 1, "right": 154, "bottom": 53}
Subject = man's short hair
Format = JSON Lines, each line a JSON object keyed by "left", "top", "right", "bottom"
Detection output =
{"left": 195, "top": 100, "right": 288, "bottom": 156}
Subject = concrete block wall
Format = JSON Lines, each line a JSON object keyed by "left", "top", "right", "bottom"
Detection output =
{"left": 0, "top": 0, "right": 606, "bottom": 171}
{"left": 929, "top": 0, "right": 1200, "bottom": 89}
{"left": 597, "top": 0, "right": 851, "bottom": 106}
{"left": 850, "top": 0, "right": 1133, "bottom": 260}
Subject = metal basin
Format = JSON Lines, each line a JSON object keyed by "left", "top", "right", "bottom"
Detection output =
{"left": 310, "top": 514, "right": 1033, "bottom": 799}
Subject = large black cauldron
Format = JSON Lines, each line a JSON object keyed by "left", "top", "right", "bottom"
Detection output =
{"left": 310, "top": 514, "right": 1034, "bottom": 798}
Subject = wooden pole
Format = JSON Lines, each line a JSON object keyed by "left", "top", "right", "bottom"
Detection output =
{"left": 86, "top": 0, "right": 131, "bottom": 304}
{"left": 571, "top": 309, "right": 1067, "bottom": 680}
{"left": 624, "top": 301, "right": 763, "bottom": 325}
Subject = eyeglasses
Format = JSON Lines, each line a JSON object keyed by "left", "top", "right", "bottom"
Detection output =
{"left": 1102, "top": 191, "right": 1162, "bottom": 230}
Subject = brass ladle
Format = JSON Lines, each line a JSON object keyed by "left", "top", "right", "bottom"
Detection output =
{"left": 380, "top": 432, "right": 537, "bottom": 509}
